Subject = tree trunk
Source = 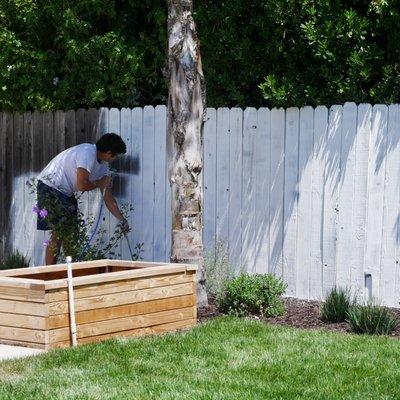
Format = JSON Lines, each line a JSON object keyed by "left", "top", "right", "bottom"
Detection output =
{"left": 167, "top": 0, "right": 207, "bottom": 306}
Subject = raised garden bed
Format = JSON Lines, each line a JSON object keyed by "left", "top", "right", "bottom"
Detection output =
{"left": 0, "top": 260, "right": 197, "bottom": 350}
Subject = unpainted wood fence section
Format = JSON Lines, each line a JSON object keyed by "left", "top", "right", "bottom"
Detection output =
{"left": 1, "top": 104, "right": 400, "bottom": 306}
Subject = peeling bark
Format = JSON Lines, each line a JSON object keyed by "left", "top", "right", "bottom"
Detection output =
{"left": 167, "top": 0, "right": 207, "bottom": 306}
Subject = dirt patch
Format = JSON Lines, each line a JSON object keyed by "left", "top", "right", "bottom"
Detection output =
{"left": 198, "top": 297, "right": 400, "bottom": 337}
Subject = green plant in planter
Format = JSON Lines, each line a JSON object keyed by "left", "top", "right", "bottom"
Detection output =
{"left": 347, "top": 302, "right": 398, "bottom": 335}
{"left": 321, "top": 287, "right": 354, "bottom": 323}
{"left": 0, "top": 250, "right": 30, "bottom": 270}
{"left": 216, "top": 273, "right": 287, "bottom": 318}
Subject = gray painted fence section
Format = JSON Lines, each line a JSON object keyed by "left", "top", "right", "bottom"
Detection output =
{"left": 1, "top": 103, "right": 400, "bottom": 306}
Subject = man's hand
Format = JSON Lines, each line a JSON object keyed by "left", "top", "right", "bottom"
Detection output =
{"left": 119, "top": 217, "right": 130, "bottom": 234}
{"left": 96, "top": 175, "right": 111, "bottom": 191}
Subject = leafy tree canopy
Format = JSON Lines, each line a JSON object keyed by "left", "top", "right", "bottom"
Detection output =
{"left": 0, "top": 0, "right": 399, "bottom": 111}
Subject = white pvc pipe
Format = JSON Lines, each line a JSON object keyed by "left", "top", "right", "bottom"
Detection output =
{"left": 66, "top": 256, "right": 78, "bottom": 347}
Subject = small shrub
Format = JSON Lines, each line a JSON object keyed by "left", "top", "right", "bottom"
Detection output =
{"left": 0, "top": 250, "right": 30, "bottom": 270}
{"left": 216, "top": 273, "right": 287, "bottom": 317}
{"left": 347, "top": 302, "right": 398, "bottom": 335}
{"left": 321, "top": 287, "right": 354, "bottom": 323}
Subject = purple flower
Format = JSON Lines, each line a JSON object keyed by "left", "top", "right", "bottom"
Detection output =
{"left": 39, "top": 209, "right": 48, "bottom": 219}
{"left": 32, "top": 204, "right": 40, "bottom": 214}
{"left": 43, "top": 240, "right": 50, "bottom": 247}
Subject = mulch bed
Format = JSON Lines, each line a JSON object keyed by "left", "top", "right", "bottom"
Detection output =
{"left": 198, "top": 297, "right": 400, "bottom": 338}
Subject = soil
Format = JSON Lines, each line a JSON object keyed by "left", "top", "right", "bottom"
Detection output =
{"left": 197, "top": 296, "right": 400, "bottom": 338}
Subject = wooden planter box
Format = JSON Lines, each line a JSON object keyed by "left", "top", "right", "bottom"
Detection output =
{"left": 0, "top": 260, "right": 197, "bottom": 350}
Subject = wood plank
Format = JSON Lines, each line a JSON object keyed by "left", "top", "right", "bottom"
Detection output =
{"left": 228, "top": 108, "right": 243, "bottom": 270}
{"left": 380, "top": 104, "right": 400, "bottom": 306}
{"left": 0, "top": 338, "right": 46, "bottom": 350}
{"left": 322, "top": 105, "right": 342, "bottom": 296}
{"left": 0, "top": 285, "right": 45, "bottom": 302}
{"left": 241, "top": 107, "right": 257, "bottom": 272}
{"left": 54, "top": 110, "right": 66, "bottom": 155}
{"left": 269, "top": 108, "right": 285, "bottom": 278}
{"left": 75, "top": 108, "right": 86, "bottom": 144}
{"left": 0, "top": 312, "right": 46, "bottom": 329}
{"left": 0, "top": 259, "right": 107, "bottom": 276}
{"left": 23, "top": 111, "right": 35, "bottom": 264}
{"left": 65, "top": 110, "right": 76, "bottom": 148}
{"left": 283, "top": 107, "right": 299, "bottom": 295}
{"left": 351, "top": 104, "right": 371, "bottom": 301}
{"left": 335, "top": 103, "right": 357, "bottom": 290}
{"left": 43, "top": 111, "right": 54, "bottom": 163}
{"left": 0, "top": 325, "right": 46, "bottom": 343}
{"left": 49, "top": 306, "right": 196, "bottom": 343}
{"left": 44, "top": 264, "right": 188, "bottom": 290}
{"left": 0, "top": 299, "right": 46, "bottom": 316}
{"left": 154, "top": 105, "right": 167, "bottom": 262}
{"left": 46, "top": 272, "right": 194, "bottom": 302}
{"left": 48, "top": 294, "right": 195, "bottom": 329}
{"left": 296, "top": 106, "right": 314, "bottom": 298}
{"left": 254, "top": 108, "right": 270, "bottom": 274}
{"left": 310, "top": 106, "right": 328, "bottom": 299}
{"left": 216, "top": 107, "right": 230, "bottom": 247}
{"left": 107, "top": 107, "right": 121, "bottom": 255}
{"left": 203, "top": 107, "right": 217, "bottom": 258}
{"left": 131, "top": 107, "right": 144, "bottom": 261}
{"left": 11, "top": 112, "right": 23, "bottom": 254}
{"left": 364, "top": 104, "right": 388, "bottom": 300}
{"left": 142, "top": 105, "right": 155, "bottom": 260}
{"left": 50, "top": 318, "right": 196, "bottom": 349}
{"left": 120, "top": 107, "right": 133, "bottom": 260}
{"left": 48, "top": 282, "right": 194, "bottom": 315}
{"left": 4, "top": 112, "right": 13, "bottom": 257}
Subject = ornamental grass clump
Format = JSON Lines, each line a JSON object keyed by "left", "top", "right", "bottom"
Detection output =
{"left": 321, "top": 287, "right": 354, "bottom": 323}
{"left": 216, "top": 273, "right": 287, "bottom": 317}
{"left": 0, "top": 250, "right": 30, "bottom": 270}
{"left": 347, "top": 302, "right": 398, "bottom": 335}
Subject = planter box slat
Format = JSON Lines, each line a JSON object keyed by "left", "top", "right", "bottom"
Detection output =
{"left": 47, "top": 282, "right": 194, "bottom": 316}
{"left": 0, "top": 285, "right": 46, "bottom": 303}
{"left": 0, "top": 298, "right": 46, "bottom": 316}
{"left": 51, "top": 318, "right": 197, "bottom": 350}
{"left": 0, "top": 260, "right": 197, "bottom": 349}
{"left": 0, "top": 325, "right": 46, "bottom": 344}
{"left": 48, "top": 294, "right": 195, "bottom": 329}
{"left": 49, "top": 306, "right": 196, "bottom": 344}
{"left": 0, "top": 312, "right": 47, "bottom": 330}
{"left": 46, "top": 272, "right": 193, "bottom": 302}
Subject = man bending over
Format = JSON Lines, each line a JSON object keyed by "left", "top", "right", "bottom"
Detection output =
{"left": 36, "top": 133, "right": 129, "bottom": 265}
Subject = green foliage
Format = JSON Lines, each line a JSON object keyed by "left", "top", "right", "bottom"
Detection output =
{"left": 0, "top": 250, "right": 30, "bottom": 269}
{"left": 216, "top": 273, "right": 287, "bottom": 317}
{"left": 1, "top": 0, "right": 400, "bottom": 110}
{"left": 0, "top": 0, "right": 166, "bottom": 111}
{"left": 29, "top": 178, "right": 143, "bottom": 262}
{"left": 347, "top": 302, "right": 398, "bottom": 335}
{"left": 321, "top": 287, "right": 354, "bottom": 323}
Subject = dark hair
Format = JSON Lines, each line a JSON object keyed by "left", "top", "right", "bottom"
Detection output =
{"left": 96, "top": 133, "right": 126, "bottom": 155}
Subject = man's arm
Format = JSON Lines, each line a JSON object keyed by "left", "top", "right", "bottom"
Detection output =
{"left": 104, "top": 188, "right": 129, "bottom": 233}
{"left": 103, "top": 188, "right": 124, "bottom": 220}
{"left": 77, "top": 168, "right": 109, "bottom": 192}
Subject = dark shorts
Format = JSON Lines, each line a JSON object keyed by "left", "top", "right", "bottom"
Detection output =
{"left": 37, "top": 181, "right": 78, "bottom": 231}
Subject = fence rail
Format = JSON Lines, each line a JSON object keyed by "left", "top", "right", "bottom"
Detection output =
{"left": 1, "top": 103, "right": 400, "bottom": 306}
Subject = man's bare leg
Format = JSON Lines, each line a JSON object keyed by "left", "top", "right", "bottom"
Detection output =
{"left": 45, "top": 232, "right": 61, "bottom": 265}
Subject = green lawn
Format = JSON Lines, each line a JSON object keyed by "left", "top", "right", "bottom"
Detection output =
{"left": 1, "top": 317, "right": 399, "bottom": 399}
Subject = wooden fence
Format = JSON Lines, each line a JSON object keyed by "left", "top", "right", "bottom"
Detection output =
{"left": 1, "top": 103, "right": 400, "bottom": 306}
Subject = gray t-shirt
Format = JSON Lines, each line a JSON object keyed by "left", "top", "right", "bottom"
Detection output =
{"left": 38, "top": 144, "right": 109, "bottom": 196}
